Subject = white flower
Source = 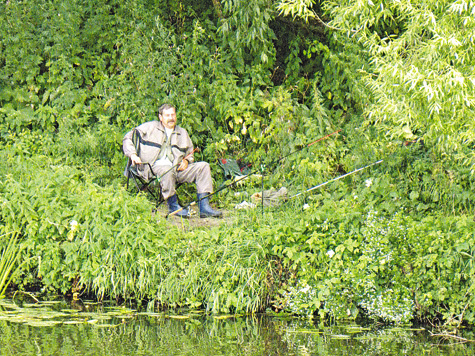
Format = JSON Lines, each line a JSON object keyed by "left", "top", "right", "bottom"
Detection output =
{"left": 365, "top": 178, "right": 373, "bottom": 187}
{"left": 70, "top": 220, "right": 78, "bottom": 232}
{"left": 327, "top": 250, "right": 335, "bottom": 258}
{"left": 303, "top": 203, "right": 310, "bottom": 210}
{"left": 68, "top": 220, "right": 79, "bottom": 242}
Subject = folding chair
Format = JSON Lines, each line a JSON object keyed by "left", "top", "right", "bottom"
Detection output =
{"left": 124, "top": 129, "right": 164, "bottom": 207}
{"left": 125, "top": 161, "right": 164, "bottom": 207}
{"left": 124, "top": 129, "right": 188, "bottom": 208}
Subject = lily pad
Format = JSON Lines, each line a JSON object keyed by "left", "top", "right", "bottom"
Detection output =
{"left": 25, "top": 311, "right": 69, "bottom": 319}
{"left": 25, "top": 320, "right": 62, "bottom": 327}
{"left": 113, "top": 314, "right": 135, "bottom": 319}
{"left": 63, "top": 320, "right": 87, "bottom": 324}
{"left": 345, "top": 326, "right": 370, "bottom": 331}
{"left": 22, "top": 303, "right": 44, "bottom": 308}
{"left": 104, "top": 306, "right": 137, "bottom": 314}
{"left": 330, "top": 334, "right": 351, "bottom": 339}
{"left": 136, "top": 312, "right": 164, "bottom": 317}
{"left": 0, "top": 311, "right": 19, "bottom": 316}
{"left": 7, "top": 318, "right": 27, "bottom": 324}
{"left": 286, "top": 329, "right": 323, "bottom": 334}
{"left": 168, "top": 315, "right": 191, "bottom": 319}
{"left": 213, "top": 315, "right": 235, "bottom": 320}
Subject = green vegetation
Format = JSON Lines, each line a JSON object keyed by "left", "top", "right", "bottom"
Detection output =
{"left": 1, "top": 0, "right": 475, "bottom": 328}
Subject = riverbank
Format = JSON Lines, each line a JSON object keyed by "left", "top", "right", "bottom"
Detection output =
{"left": 3, "top": 175, "right": 475, "bottom": 327}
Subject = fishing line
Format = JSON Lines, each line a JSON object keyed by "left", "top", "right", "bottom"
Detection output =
{"left": 167, "top": 129, "right": 342, "bottom": 218}
{"left": 288, "top": 159, "right": 384, "bottom": 200}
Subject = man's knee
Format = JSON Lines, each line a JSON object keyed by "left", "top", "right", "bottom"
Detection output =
{"left": 195, "top": 161, "right": 211, "bottom": 173}
{"left": 159, "top": 171, "right": 177, "bottom": 184}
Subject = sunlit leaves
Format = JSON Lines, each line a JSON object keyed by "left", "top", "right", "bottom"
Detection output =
{"left": 276, "top": 0, "right": 316, "bottom": 22}
{"left": 325, "top": 0, "right": 475, "bottom": 166}
{"left": 218, "top": 0, "right": 276, "bottom": 67}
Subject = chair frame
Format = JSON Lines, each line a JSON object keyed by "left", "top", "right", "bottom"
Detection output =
{"left": 126, "top": 162, "right": 164, "bottom": 207}
{"left": 124, "top": 129, "right": 165, "bottom": 207}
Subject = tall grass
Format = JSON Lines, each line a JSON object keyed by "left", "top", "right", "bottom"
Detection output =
{"left": 152, "top": 223, "right": 270, "bottom": 313}
{"left": 0, "top": 232, "right": 22, "bottom": 298}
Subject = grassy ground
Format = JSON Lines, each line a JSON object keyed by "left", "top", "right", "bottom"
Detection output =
{"left": 152, "top": 204, "right": 236, "bottom": 230}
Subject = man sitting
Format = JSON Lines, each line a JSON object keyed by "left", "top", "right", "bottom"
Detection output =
{"left": 123, "top": 103, "right": 222, "bottom": 218}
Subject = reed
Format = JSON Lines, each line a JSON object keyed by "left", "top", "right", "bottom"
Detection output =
{"left": 0, "top": 232, "right": 22, "bottom": 298}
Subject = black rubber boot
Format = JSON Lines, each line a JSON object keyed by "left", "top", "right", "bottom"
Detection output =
{"left": 167, "top": 194, "right": 189, "bottom": 217}
{"left": 197, "top": 193, "right": 223, "bottom": 218}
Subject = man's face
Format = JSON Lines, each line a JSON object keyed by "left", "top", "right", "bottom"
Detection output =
{"left": 159, "top": 107, "right": 177, "bottom": 129}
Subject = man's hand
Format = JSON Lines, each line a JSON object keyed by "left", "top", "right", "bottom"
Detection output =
{"left": 130, "top": 154, "right": 142, "bottom": 165}
{"left": 177, "top": 159, "right": 189, "bottom": 171}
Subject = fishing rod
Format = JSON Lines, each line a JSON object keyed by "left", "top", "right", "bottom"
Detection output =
{"left": 260, "top": 129, "right": 341, "bottom": 215}
{"left": 274, "top": 129, "right": 341, "bottom": 168}
{"left": 167, "top": 167, "right": 259, "bottom": 218}
{"left": 128, "top": 148, "right": 199, "bottom": 207}
{"left": 167, "top": 129, "right": 342, "bottom": 218}
{"left": 152, "top": 147, "right": 200, "bottom": 183}
{"left": 288, "top": 159, "right": 383, "bottom": 200}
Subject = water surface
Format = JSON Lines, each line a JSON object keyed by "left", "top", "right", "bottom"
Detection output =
{"left": 0, "top": 298, "right": 473, "bottom": 355}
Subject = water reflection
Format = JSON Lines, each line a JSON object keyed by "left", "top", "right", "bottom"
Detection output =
{"left": 0, "top": 299, "right": 474, "bottom": 355}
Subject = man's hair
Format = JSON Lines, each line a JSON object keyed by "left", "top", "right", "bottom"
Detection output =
{"left": 159, "top": 103, "right": 176, "bottom": 115}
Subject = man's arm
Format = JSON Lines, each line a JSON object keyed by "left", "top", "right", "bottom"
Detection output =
{"left": 180, "top": 127, "right": 195, "bottom": 165}
{"left": 123, "top": 129, "right": 142, "bottom": 165}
